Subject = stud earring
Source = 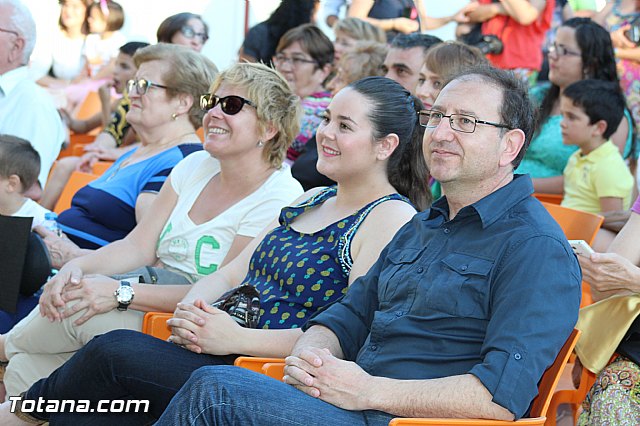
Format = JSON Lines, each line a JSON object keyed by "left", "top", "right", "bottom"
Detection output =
{"left": 171, "top": 113, "right": 178, "bottom": 120}
{"left": 257, "top": 140, "right": 264, "bottom": 147}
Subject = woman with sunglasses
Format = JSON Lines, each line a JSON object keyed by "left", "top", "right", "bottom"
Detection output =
{"left": 273, "top": 24, "right": 334, "bottom": 163}
{"left": 516, "top": 18, "right": 636, "bottom": 195}
{"left": 0, "top": 62, "right": 304, "bottom": 399}
{"left": 0, "top": 76, "right": 431, "bottom": 425}
{"left": 157, "top": 12, "right": 209, "bottom": 52}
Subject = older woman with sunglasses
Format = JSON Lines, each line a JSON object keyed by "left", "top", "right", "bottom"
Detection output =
{"left": 0, "top": 62, "right": 304, "bottom": 399}
{"left": 35, "top": 44, "right": 216, "bottom": 269}
{"left": 157, "top": 12, "right": 209, "bottom": 52}
{"left": 273, "top": 24, "right": 334, "bottom": 163}
{"left": 0, "top": 75, "right": 431, "bottom": 425}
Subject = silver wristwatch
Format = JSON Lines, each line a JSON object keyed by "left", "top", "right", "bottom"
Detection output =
{"left": 115, "top": 281, "right": 135, "bottom": 311}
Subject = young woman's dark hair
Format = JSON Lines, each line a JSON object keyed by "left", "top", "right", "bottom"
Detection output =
{"left": 261, "top": 0, "right": 318, "bottom": 62}
{"left": 156, "top": 12, "right": 208, "bottom": 44}
{"left": 537, "top": 18, "right": 618, "bottom": 131}
{"left": 349, "top": 76, "right": 431, "bottom": 211}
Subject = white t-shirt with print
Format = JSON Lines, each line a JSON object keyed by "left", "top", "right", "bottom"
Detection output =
{"left": 156, "top": 151, "right": 303, "bottom": 282}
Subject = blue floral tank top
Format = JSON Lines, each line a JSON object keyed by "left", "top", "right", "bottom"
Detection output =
{"left": 240, "top": 186, "right": 411, "bottom": 329}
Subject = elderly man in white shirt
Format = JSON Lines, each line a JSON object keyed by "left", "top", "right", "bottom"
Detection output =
{"left": 0, "top": 0, "right": 65, "bottom": 193}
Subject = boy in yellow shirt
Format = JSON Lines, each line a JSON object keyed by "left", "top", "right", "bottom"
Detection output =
{"left": 560, "top": 80, "right": 634, "bottom": 215}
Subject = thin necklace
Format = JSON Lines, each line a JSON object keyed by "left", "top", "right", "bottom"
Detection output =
{"left": 106, "top": 131, "right": 196, "bottom": 182}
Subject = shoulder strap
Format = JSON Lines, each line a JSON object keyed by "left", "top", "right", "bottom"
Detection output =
{"left": 337, "top": 193, "right": 411, "bottom": 276}
{"left": 278, "top": 186, "right": 337, "bottom": 226}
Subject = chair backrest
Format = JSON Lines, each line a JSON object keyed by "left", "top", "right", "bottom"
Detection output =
{"left": 74, "top": 91, "right": 101, "bottom": 120}
{"left": 92, "top": 161, "right": 114, "bottom": 176}
{"left": 529, "top": 329, "right": 581, "bottom": 418}
{"left": 540, "top": 202, "right": 603, "bottom": 245}
{"left": 533, "top": 193, "right": 563, "bottom": 205}
{"left": 53, "top": 171, "right": 98, "bottom": 214}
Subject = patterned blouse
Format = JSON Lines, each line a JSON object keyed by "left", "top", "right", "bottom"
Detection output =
{"left": 239, "top": 186, "right": 411, "bottom": 329}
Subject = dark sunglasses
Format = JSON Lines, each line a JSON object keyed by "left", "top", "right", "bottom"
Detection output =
{"left": 180, "top": 25, "right": 209, "bottom": 43}
{"left": 200, "top": 94, "right": 256, "bottom": 115}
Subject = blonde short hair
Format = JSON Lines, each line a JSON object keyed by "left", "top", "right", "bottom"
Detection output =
{"left": 209, "top": 63, "right": 301, "bottom": 168}
{"left": 334, "top": 17, "right": 386, "bottom": 44}
{"left": 338, "top": 41, "right": 388, "bottom": 84}
{"left": 133, "top": 43, "right": 218, "bottom": 129}
{"left": 424, "top": 41, "right": 488, "bottom": 80}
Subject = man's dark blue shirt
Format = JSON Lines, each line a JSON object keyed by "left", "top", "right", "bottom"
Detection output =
{"left": 306, "top": 174, "right": 582, "bottom": 419}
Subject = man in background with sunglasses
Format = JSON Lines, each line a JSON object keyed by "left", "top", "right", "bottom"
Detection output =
{"left": 0, "top": 0, "right": 65, "bottom": 198}
{"left": 155, "top": 67, "right": 581, "bottom": 425}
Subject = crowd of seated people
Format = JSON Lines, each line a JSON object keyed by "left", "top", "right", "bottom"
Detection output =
{"left": 1, "top": 0, "right": 640, "bottom": 423}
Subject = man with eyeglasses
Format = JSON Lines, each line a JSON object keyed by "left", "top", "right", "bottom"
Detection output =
{"left": 153, "top": 66, "right": 581, "bottom": 425}
{"left": 0, "top": 0, "right": 65, "bottom": 197}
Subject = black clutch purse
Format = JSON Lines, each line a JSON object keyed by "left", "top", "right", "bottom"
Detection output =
{"left": 211, "top": 284, "right": 261, "bottom": 328}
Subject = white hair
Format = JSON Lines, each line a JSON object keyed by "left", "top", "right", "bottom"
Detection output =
{"left": 0, "top": 0, "right": 36, "bottom": 63}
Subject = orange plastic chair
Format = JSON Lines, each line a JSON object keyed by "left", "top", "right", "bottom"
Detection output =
{"left": 141, "top": 312, "right": 173, "bottom": 341}
{"left": 537, "top": 203, "right": 602, "bottom": 423}
{"left": 540, "top": 202, "right": 604, "bottom": 307}
{"left": 92, "top": 161, "right": 114, "bottom": 175}
{"left": 540, "top": 202, "right": 603, "bottom": 246}
{"left": 388, "top": 329, "right": 581, "bottom": 426}
{"left": 544, "top": 364, "right": 595, "bottom": 426}
{"left": 534, "top": 193, "right": 563, "bottom": 205}
{"left": 73, "top": 91, "right": 101, "bottom": 119}
{"left": 53, "top": 171, "right": 98, "bottom": 214}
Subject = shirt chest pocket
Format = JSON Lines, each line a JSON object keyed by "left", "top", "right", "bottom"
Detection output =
{"left": 378, "top": 248, "right": 422, "bottom": 308}
{"left": 419, "top": 253, "right": 493, "bottom": 319}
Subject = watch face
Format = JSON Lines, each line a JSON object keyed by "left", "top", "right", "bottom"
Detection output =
{"left": 116, "top": 286, "right": 134, "bottom": 304}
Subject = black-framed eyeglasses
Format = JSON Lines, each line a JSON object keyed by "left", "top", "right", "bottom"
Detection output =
{"left": 200, "top": 94, "right": 256, "bottom": 115}
{"left": 180, "top": 25, "right": 208, "bottom": 43}
{"left": 126, "top": 79, "right": 171, "bottom": 95}
{"left": 548, "top": 43, "right": 581, "bottom": 57}
{"left": 419, "top": 110, "right": 512, "bottom": 133}
{"left": 273, "top": 54, "right": 317, "bottom": 67}
{"left": 0, "top": 27, "right": 19, "bottom": 37}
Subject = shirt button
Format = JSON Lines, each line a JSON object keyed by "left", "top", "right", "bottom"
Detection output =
{"left": 417, "top": 267, "right": 424, "bottom": 273}
{"left": 460, "top": 265, "right": 468, "bottom": 271}
{"left": 371, "top": 345, "right": 378, "bottom": 351}
{"left": 514, "top": 353, "right": 522, "bottom": 360}
{"left": 443, "top": 228, "right": 450, "bottom": 234}
{"left": 395, "top": 311, "right": 403, "bottom": 317}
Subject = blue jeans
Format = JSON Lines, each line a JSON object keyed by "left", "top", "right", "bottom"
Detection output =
{"left": 155, "top": 366, "right": 395, "bottom": 426}
{"left": 24, "top": 329, "right": 236, "bottom": 425}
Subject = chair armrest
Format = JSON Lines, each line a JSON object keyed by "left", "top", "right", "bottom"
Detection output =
{"left": 141, "top": 312, "right": 173, "bottom": 341}
{"left": 234, "top": 356, "right": 286, "bottom": 374}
